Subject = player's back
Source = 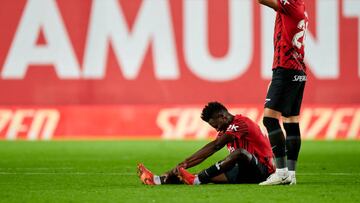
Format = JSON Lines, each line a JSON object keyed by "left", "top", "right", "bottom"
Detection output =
{"left": 235, "top": 115, "right": 273, "bottom": 158}
{"left": 224, "top": 115, "right": 275, "bottom": 173}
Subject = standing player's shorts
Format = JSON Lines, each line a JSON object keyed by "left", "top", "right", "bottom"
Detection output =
{"left": 225, "top": 155, "right": 271, "bottom": 184}
{"left": 265, "top": 67, "right": 306, "bottom": 117}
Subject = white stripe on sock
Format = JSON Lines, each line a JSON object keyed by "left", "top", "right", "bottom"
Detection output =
{"left": 153, "top": 175, "right": 161, "bottom": 185}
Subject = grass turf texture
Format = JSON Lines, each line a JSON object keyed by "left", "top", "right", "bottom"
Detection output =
{"left": 0, "top": 141, "right": 359, "bottom": 203}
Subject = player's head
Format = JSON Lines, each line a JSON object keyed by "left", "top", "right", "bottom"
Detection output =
{"left": 201, "top": 101, "right": 232, "bottom": 132}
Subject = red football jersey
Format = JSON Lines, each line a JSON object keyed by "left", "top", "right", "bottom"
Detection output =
{"left": 217, "top": 115, "right": 275, "bottom": 174}
{"left": 272, "top": 0, "right": 308, "bottom": 72}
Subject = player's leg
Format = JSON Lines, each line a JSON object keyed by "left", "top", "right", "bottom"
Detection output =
{"left": 262, "top": 69, "right": 288, "bottom": 181}
{"left": 159, "top": 173, "right": 182, "bottom": 184}
{"left": 177, "top": 167, "right": 230, "bottom": 184}
{"left": 263, "top": 108, "right": 286, "bottom": 169}
{"left": 282, "top": 116, "right": 301, "bottom": 185}
{"left": 178, "top": 148, "right": 253, "bottom": 185}
{"left": 137, "top": 163, "right": 157, "bottom": 185}
{"left": 197, "top": 148, "right": 252, "bottom": 184}
{"left": 137, "top": 163, "right": 182, "bottom": 185}
{"left": 179, "top": 151, "right": 271, "bottom": 185}
{"left": 210, "top": 173, "right": 229, "bottom": 184}
{"left": 234, "top": 156, "right": 272, "bottom": 184}
{"left": 282, "top": 77, "right": 306, "bottom": 185}
{"left": 261, "top": 68, "right": 298, "bottom": 185}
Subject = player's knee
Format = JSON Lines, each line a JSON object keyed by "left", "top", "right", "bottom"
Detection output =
{"left": 283, "top": 122, "right": 300, "bottom": 137}
{"left": 263, "top": 117, "right": 281, "bottom": 132}
{"left": 232, "top": 148, "right": 252, "bottom": 162}
{"left": 282, "top": 116, "right": 299, "bottom": 123}
{"left": 263, "top": 108, "right": 281, "bottom": 119}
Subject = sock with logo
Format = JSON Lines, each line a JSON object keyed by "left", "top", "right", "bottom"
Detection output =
{"left": 284, "top": 122, "right": 301, "bottom": 171}
{"left": 263, "top": 117, "right": 286, "bottom": 168}
{"left": 197, "top": 162, "right": 223, "bottom": 184}
{"left": 159, "top": 174, "right": 182, "bottom": 184}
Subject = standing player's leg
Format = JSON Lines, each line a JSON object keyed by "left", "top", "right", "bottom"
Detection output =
{"left": 178, "top": 148, "right": 264, "bottom": 185}
{"left": 263, "top": 108, "right": 287, "bottom": 169}
{"left": 282, "top": 77, "right": 306, "bottom": 185}
{"left": 260, "top": 70, "right": 289, "bottom": 185}
{"left": 260, "top": 108, "right": 290, "bottom": 185}
{"left": 283, "top": 118, "right": 301, "bottom": 185}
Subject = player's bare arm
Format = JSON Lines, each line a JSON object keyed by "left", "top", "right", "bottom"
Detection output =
{"left": 163, "top": 133, "right": 234, "bottom": 177}
{"left": 177, "top": 133, "right": 234, "bottom": 169}
{"left": 258, "top": 0, "right": 279, "bottom": 11}
{"left": 161, "top": 134, "right": 234, "bottom": 184}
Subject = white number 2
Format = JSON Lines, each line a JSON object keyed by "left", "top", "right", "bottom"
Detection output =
{"left": 292, "top": 19, "right": 308, "bottom": 49}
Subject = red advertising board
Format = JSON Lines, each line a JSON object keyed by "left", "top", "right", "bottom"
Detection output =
{"left": 0, "top": 105, "right": 359, "bottom": 140}
{"left": 0, "top": 0, "right": 359, "bottom": 140}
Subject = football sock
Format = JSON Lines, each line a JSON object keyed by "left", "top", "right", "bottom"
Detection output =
{"left": 160, "top": 176, "right": 166, "bottom": 184}
{"left": 276, "top": 168, "right": 288, "bottom": 178}
{"left": 153, "top": 175, "right": 161, "bottom": 185}
{"left": 160, "top": 175, "right": 181, "bottom": 184}
{"left": 287, "top": 160, "right": 297, "bottom": 172}
{"left": 288, "top": 170, "right": 295, "bottom": 177}
{"left": 193, "top": 176, "right": 201, "bottom": 185}
{"left": 263, "top": 117, "right": 286, "bottom": 168}
{"left": 197, "top": 162, "right": 222, "bottom": 184}
{"left": 284, "top": 122, "right": 301, "bottom": 171}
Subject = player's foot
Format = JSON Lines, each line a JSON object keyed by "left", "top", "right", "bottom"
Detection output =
{"left": 178, "top": 167, "right": 195, "bottom": 185}
{"left": 283, "top": 173, "right": 296, "bottom": 185}
{"left": 259, "top": 172, "right": 288, "bottom": 186}
{"left": 137, "top": 163, "right": 155, "bottom": 185}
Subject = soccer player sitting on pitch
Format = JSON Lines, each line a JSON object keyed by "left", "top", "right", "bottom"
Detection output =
{"left": 137, "top": 102, "right": 275, "bottom": 185}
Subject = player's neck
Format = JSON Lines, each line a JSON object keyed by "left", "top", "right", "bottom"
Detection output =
{"left": 228, "top": 114, "right": 234, "bottom": 123}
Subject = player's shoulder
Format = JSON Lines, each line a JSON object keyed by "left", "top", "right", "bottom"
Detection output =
{"left": 233, "top": 114, "right": 246, "bottom": 122}
{"left": 233, "top": 114, "right": 250, "bottom": 123}
{"left": 228, "top": 115, "right": 248, "bottom": 131}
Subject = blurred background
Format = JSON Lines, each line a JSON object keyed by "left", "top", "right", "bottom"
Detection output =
{"left": 0, "top": 0, "right": 359, "bottom": 141}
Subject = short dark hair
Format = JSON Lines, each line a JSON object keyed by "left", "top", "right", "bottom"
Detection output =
{"left": 201, "top": 101, "right": 228, "bottom": 122}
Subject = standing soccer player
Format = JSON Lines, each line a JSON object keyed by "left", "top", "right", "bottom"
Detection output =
{"left": 258, "top": 0, "right": 308, "bottom": 185}
{"left": 137, "top": 102, "right": 275, "bottom": 185}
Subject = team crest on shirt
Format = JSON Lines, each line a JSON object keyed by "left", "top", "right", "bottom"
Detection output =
{"left": 280, "top": 0, "right": 290, "bottom": 5}
{"left": 227, "top": 124, "right": 239, "bottom": 132}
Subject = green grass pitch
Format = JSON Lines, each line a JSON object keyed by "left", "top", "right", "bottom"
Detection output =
{"left": 0, "top": 140, "right": 359, "bottom": 203}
